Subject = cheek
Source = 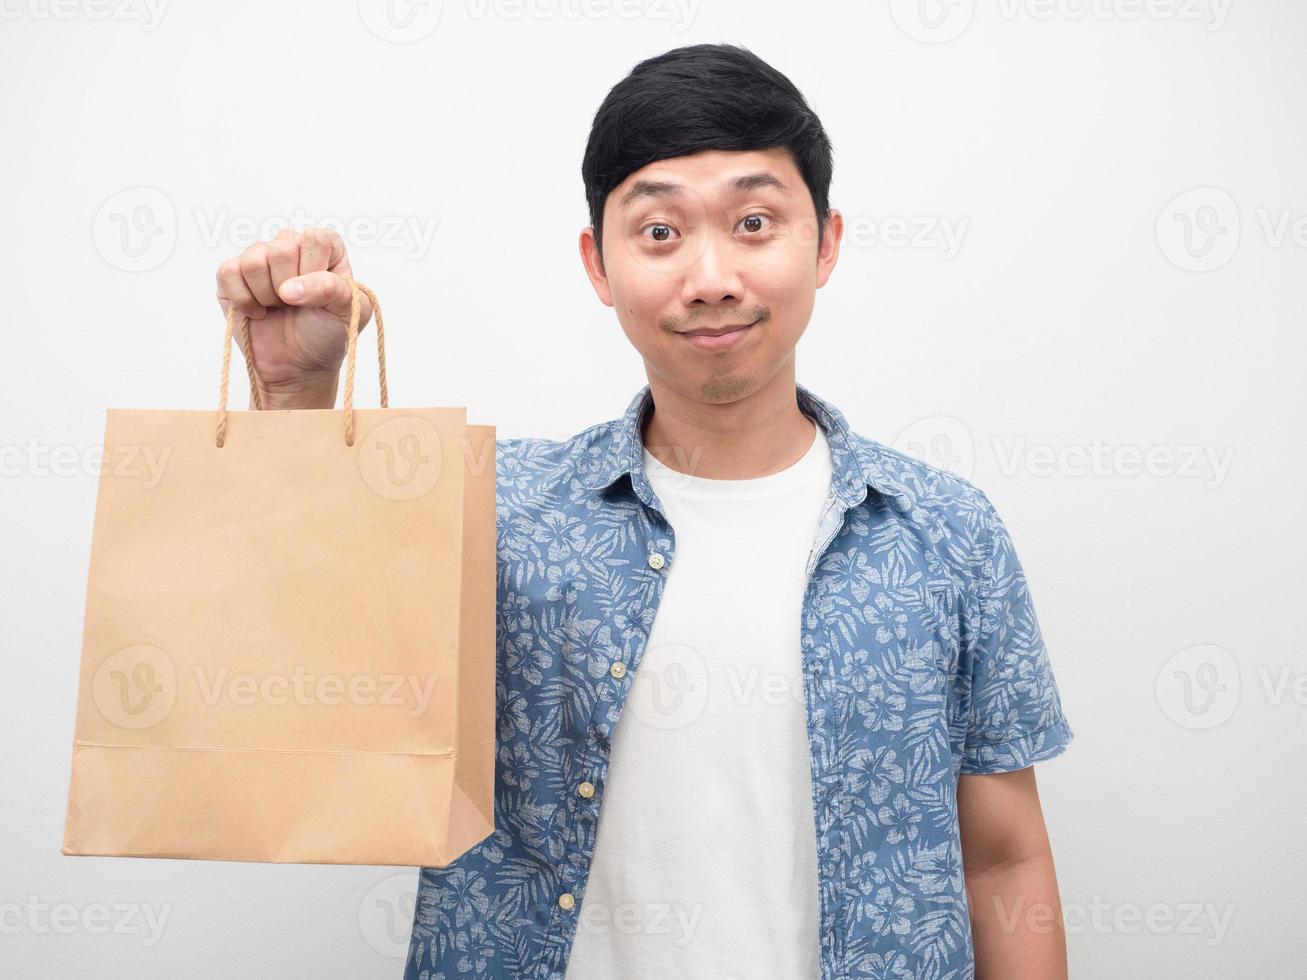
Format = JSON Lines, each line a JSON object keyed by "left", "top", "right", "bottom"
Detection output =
{"left": 609, "top": 280, "right": 684, "bottom": 346}
{"left": 606, "top": 281, "right": 669, "bottom": 354}
{"left": 751, "top": 258, "right": 816, "bottom": 349}
{"left": 762, "top": 235, "right": 819, "bottom": 288}
{"left": 605, "top": 250, "right": 671, "bottom": 314}
{"left": 751, "top": 247, "right": 816, "bottom": 317}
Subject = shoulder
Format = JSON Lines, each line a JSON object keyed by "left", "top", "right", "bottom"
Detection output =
{"left": 845, "top": 428, "right": 1008, "bottom": 579}
{"left": 494, "top": 417, "right": 616, "bottom": 513}
{"left": 858, "top": 429, "right": 997, "bottom": 519}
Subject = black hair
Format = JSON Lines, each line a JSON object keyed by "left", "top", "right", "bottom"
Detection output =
{"left": 581, "top": 43, "right": 834, "bottom": 257}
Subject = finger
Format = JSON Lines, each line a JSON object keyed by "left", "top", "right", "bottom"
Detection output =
{"left": 266, "top": 228, "right": 301, "bottom": 299}
{"left": 280, "top": 271, "right": 372, "bottom": 329}
{"left": 298, "top": 227, "right": 345, "bottom": 277}
{"left": 239, "top": 243, "right": 278, "bottom": 308}
{"left": 216, "top": 257, "right": 267, "bottom": 319}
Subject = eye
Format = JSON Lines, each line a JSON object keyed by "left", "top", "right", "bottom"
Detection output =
{"left": 738, "top": 213, "right": 772, "bottom": 235}
{"left": 640, "top": 222, "right": 679, "bottom": 243}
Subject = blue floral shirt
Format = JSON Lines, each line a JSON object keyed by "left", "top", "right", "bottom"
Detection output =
{"left": 405, "top": 382, "right": 1074, "bottom": 980}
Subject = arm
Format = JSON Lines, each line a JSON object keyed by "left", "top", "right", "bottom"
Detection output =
{"left": 958, "top": 766, "right": 1067, "bottom": 980}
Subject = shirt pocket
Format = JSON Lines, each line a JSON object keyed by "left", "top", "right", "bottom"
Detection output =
{"left": 926, "top": 583, "right": 960, "bottom": 669}
{"left": 886, "top": 583, "right": 958, "bottom": 714}
{"left": 925, "top": 581, "right": 967, "bottom": 749}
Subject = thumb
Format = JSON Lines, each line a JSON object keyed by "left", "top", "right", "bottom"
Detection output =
{"left": 278, "top": 272, "right": 372, "bottom": 327}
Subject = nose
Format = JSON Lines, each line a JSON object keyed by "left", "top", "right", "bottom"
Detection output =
{"left": 679, "top": 230, "right": 745, "bottom": 309}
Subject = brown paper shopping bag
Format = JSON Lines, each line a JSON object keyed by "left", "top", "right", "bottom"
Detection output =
{"left": 62, "top": 279, "right": 496, "bottom": 867}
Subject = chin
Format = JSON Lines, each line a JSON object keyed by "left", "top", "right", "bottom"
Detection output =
{"left": 692, "top": 372, "right": 761, "bottom": 403}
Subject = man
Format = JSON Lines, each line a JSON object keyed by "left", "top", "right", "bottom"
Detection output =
{"left": 216, "top": 42, "right": 1073, "bottom": 980}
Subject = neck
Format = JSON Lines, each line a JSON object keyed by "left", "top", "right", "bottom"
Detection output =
{"left": 640, "top": 366, "right": 817, "bottom": 480}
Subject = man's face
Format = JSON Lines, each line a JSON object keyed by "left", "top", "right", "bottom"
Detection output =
{"left": 580, "top": 147, "right": 843, "bottom": 404}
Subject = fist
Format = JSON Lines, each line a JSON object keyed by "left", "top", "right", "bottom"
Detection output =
{"left": 215, "top": 227, "right": 373, "bottom": 396}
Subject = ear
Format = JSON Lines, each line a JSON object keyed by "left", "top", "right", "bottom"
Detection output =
{"left": 815, "top": 209, "right": 844, "bottom": 289}
{"left": 579, "top": 226, "right": 614, "bottom": 307}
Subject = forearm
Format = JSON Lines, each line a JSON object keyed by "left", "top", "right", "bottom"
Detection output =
{"left": 966, "top": 851, "right": 1068, "bottom": 980}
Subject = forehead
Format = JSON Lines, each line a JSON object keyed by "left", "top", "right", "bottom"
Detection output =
{"left": 608, "top": 147, "right": 801, "bottom": 211}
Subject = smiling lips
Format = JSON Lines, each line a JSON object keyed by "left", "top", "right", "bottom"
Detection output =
{"left": 680, "top": 319, "right": 758, "bottom": 352}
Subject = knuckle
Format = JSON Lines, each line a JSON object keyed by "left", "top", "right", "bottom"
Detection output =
{"left": 265, "top": 239, "right": 296, "bottom": 261}
{"left": 238, "top": 247, "right": 267, "bottom": 273}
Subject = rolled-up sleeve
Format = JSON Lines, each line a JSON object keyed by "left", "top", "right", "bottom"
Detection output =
{"left": 959, "top": 490, "right": 1074, "bottom": 774}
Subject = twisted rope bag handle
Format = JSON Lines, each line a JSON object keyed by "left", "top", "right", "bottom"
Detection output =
{"left": 215, "top": 277, "right": 387, "bottom": 448}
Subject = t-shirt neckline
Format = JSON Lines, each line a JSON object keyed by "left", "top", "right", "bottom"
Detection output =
{"left": 641, "top": 421, "right": 829, "bottom": 501}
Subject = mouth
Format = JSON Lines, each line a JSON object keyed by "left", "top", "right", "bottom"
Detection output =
{"left": 679, "top": 318, "right": 759, "bottom": 353}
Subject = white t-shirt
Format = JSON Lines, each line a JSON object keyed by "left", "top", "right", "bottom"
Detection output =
{"left": 565, "top": 420, "right": 834, "bottom": 980}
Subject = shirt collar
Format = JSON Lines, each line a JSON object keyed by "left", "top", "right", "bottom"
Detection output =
{"left": 577, "top": 382, "right": 913, "bottom": 512}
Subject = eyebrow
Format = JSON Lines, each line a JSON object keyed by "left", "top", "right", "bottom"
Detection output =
{"left": 618, "top": 171, "right": 791, "bottom": 209}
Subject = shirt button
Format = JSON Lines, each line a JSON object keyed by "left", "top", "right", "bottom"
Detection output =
{"left": 647, "top": 552, "right": 665, "bottom": 570}
{"left": 578, "top": 781, "right": 595, "bottom": 798}
{"left": 609, "top": 661, "right": 627, "bottom": 679}
{"left": 558, "top": 892, "right": 576, "bottom": 911}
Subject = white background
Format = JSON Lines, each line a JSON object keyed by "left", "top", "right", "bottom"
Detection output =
{"left": 2, "top": 0, "right": 1304, "bottom": 977}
